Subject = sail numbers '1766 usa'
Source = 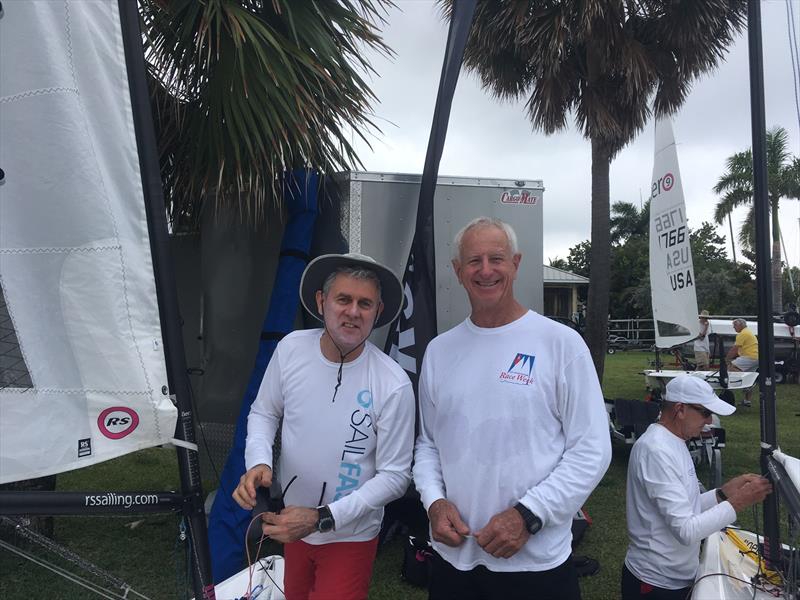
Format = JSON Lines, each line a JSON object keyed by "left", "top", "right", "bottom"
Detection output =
{"left": 649, "top": 119, "right": 700, "bottom": 348}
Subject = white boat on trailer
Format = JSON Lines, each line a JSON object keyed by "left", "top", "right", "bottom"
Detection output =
{"left": 644, "top": 369, "right": 758, "bottom": 392}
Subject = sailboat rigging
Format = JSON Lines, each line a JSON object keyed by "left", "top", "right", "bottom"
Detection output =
{"left": 0, "top": 2, "right": 213, "bottom": 597}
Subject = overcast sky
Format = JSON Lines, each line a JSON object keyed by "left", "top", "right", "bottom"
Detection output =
{"left": 350, "top": 1, "right": 800, "bottom": 267}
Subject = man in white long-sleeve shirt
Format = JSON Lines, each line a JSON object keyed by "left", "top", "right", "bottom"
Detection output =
{"left": 413, "top": 217, "right": 612, "bottom": 600}
{"left": 623, "top": 375, "right": 772, "bottom": 599}
{"left": 232, "top": 253, "right": 415, "bottom": 600}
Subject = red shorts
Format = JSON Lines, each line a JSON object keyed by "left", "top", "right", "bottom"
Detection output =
{"left": 283, "top": 537, "right": 378, "bottom": 600}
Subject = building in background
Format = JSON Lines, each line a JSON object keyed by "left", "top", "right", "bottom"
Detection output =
{"left": 544, "top": 265, "right": 588, "bottom": 319}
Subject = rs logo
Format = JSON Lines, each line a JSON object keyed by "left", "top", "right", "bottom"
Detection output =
{"left": 97, "top": 407, "right": 139, "bottom": 440}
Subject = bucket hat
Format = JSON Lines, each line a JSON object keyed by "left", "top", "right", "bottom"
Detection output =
{"left": 300, "top": 253, "right": 403, "bottom": 329}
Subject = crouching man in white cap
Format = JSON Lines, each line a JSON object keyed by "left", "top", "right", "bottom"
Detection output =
{"left": 622, "top": 375, "right": 772, "bottom": 600}
{"left": 232, "top": 253, "right": 415, "bottom": 600}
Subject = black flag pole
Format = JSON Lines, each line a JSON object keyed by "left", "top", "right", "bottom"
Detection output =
{"left": 746, "top": 0, "right": 781, "bottom": 568}
{"left": 384, "top": 0, "right": 477, "bottom": 391}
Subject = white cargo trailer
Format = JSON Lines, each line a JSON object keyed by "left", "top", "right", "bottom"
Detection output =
{"left": 316, "top": 171, "right": 545, "bottom": 345}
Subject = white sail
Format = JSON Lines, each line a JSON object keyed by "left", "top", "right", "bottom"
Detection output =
{"left": 649, "top": 118, "right": 700, "bottom": 348}
{"left": 0, "top": 1, "right": 177, "bottom": 483}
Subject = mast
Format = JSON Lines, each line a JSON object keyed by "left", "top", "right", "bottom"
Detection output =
{"left": 117, "top": 2, "right": 215, "bottom": 597}
{"left": 746, "top": 0, "right": 781, "bottom": 566}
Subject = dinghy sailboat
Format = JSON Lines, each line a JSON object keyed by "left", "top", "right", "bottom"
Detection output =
{"left": 644, "top": 118, "right": 758, "bottom": 390}
{"left": 643, "top": 117, "right": 759, "bottom": 394}
{"left": 0, "top": 2, "right": 214, "bottom": 597}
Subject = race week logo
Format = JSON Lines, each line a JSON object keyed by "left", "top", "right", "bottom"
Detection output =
{"left": 499, "top": 353, "right": 535, "bottom": 385}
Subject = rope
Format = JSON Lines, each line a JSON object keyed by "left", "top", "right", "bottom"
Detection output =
{"left": 0, "top": 517, "right": 149, "bottom": 599}
{"left": 0, "top": 539, "right": 146, "bottom": 600}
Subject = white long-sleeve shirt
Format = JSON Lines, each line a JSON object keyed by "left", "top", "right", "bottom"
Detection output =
{"left": 413, "top": 311, "right": 612, "bottom": 572}
{"left": 245, "top": 329, "right": 415, "bottom": 544}
{"left": 625, "top": 423, "right": 736, "bottom": 589}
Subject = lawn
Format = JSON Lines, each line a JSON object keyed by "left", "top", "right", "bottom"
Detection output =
{"left": 1, "top": 351, "right": 798, "bottom": 600}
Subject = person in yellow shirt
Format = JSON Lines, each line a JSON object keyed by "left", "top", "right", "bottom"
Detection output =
{"left": 726, "top": 318, "right": 758, "bottom": 407}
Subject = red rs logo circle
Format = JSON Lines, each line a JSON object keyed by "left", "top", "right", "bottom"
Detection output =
{"left": 97, "top": 407, "right": 140, "bottom": 440}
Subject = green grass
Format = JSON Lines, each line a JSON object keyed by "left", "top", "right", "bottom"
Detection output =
{"left": 1, "top": 351, "right": 798, "bottom": 599}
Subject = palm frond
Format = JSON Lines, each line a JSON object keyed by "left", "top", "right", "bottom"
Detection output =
{"left": 141, "top": 0, "right": 393, "bottom": 228}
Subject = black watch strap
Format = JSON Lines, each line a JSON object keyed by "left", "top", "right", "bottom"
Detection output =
{"left": 513, "top": 502, "right": 542, "bottom": 535}
{"left": 316, "top": 505, "right": 335, "bottom": 533}
{"left": 716, "top": 488, "right": 728, "bottom": 503}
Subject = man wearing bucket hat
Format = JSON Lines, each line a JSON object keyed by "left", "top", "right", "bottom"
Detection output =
{"left": 693, "top": 310, "right": 711, "bottom": 370}
{"left": 622, "top": 375, "right": 772, "bottom": 599}
{"left": 232, "top": 253, "right": 415, "bottom": 600}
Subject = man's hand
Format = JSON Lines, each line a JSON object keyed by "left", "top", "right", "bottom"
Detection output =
{"left": 474, "top": 508, "right": 529, "bottom": 559}
{"left": 727, "top": 476, "right": 772, "bottom": 512}
{"left": 261, "top": 506, "right": 318, "bottom": 543}
{"left": 726, "top": 346, "right": 741, "bottom": 365}
{"left": 720, "top": 473, "right": 761, "bottom": 499}
{"left": 231, "top": 464, "right": 272, "bottom": 510}
{"left": 428, "top": 499, "right": 470, "bottom": 547}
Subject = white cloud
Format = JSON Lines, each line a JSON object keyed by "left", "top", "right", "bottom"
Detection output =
{"left": 353, "top": 1, "right": 800, "bottom": 267}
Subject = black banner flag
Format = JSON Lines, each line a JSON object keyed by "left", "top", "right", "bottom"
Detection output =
{"left": 384, "top": 0, "right": 476, "bottom": 390}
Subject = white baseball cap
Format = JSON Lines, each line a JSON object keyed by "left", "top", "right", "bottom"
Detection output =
{"left": 664, "top": 375, "right": 736, "bottom": 416}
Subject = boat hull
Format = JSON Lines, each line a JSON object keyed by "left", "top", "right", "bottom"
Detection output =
{"left": 194, "top": 556, "right": 285, "bottom": 600}
{"left": 644, "top": 370, "right": 758, "bottom": 391}
{"left": 694, "top": 529, "right": 790, "bottom": 599}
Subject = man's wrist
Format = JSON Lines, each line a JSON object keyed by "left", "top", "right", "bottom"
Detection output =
{"left": 716, "top": 488, "right": 728, "bottom": 503}
{"left": 512, "top": 502, "right": 542, "bottom": 535}
{"left": 316, "top": 505, "right": 335, "bottom": 533}
{"left": 427, "top": 497, "right": 447, "bottom": 514}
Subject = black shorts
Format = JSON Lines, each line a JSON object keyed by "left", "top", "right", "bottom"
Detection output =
{"left": 428, "top": 553, "right": 581, "bottom": 600}
{"left": 621, "top": 564, "right": 691, "bottom": 600}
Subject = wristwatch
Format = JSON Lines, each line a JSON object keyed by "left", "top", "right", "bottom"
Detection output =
{"left": 316, "top": 505, "right": 335, "bottom": 533}
{"left": 716, "top": 488, "right": 728, "bottom": 503}
{"left": 513, "top": 502, "right": 542, "bottom": 535}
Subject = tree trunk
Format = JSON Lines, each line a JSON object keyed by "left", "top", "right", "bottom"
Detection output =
{"left": 771, "top": 199, "right": 782, "bottom": 313}
{"left": 728, "top": 214, "right": 737, "bottom": 263}
{"left": 585, "top": 137, "right": 612, "bottom": 380}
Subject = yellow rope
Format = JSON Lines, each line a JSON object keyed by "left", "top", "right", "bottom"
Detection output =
{"left": 724, "top": 529, "right": 783, "bottom": 586}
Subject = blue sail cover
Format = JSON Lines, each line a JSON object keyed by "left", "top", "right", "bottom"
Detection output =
{"left": 208, "top": 170, "right": 318, "bottom": 582}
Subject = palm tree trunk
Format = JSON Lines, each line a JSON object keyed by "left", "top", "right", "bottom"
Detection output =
{"left": 728, "top": 214, "right": 737, "bottom": 263}
{"left": 586, "top": 137, "right": 611, "bottom": 380}
{"left": 772, "top": 199, "right": 782, "bottom": 312}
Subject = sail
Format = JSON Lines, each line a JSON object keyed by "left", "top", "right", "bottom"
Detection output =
{"left": 0, "top": 1, "right": 177, "bottom": 483}
{"left": 649, "top": 118, "right": 700, "bottom": 349}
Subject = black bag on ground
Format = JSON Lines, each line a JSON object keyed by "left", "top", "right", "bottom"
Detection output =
{"left": 401, "top": 535, "right": 434, "bottom": 587}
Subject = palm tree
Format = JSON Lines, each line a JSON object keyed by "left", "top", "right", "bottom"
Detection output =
{"left": 140, "top": 0, "right": 391, "bottom": 229}
{"left": 713, "top": 126, "right": 800, "bottom": 312}
{"left": 440, "top": 0, "right": 746, "bottom": 379}
{"left": 610, "top": 200, "right": 649, "bottom": 246}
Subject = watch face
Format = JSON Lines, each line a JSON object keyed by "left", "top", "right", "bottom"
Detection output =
{"left": 317, "top": 507, "right": 335, "bottom": 532}
{"left": 527, "top": 515, "right": 542, "bottom": 535}
{"left": 318, "top": 516, "right": 334, "bottom": 533}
